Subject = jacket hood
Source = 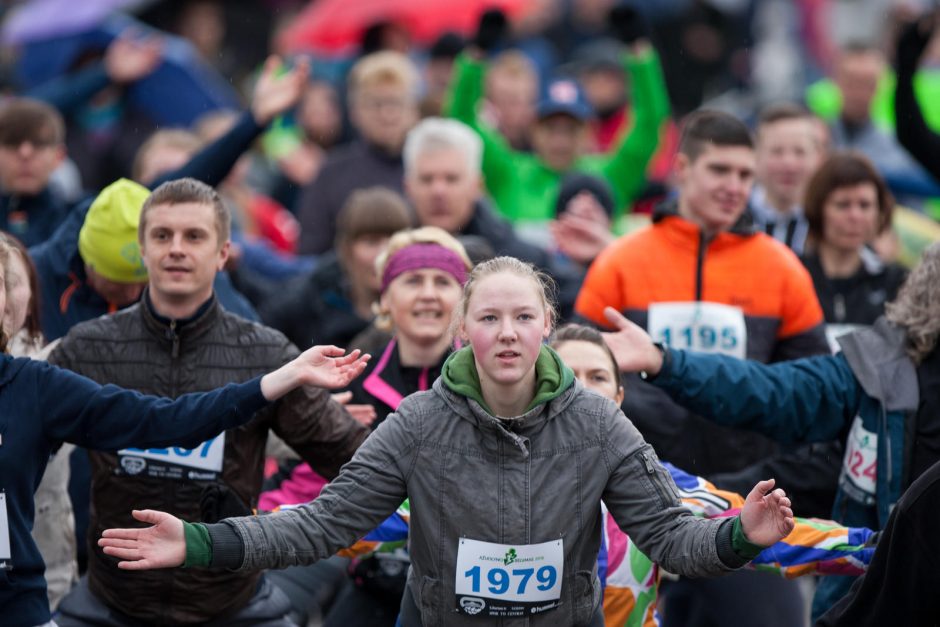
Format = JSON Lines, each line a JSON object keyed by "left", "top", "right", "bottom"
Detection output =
{"left": 0, "top": 353, "right": 30, "bottom": 387}
{"left": 432, "top": 362, "right": 583, "bottom": 457}
{"left": 838, "top": 316, "right": 919, "bottom": 411}
{"left": 652, "top": 197, "right": 758, "bottom": 237}
{"left": 441, "top": 344, "right": 573, "bottom": 416}
{"left": 438, "top": 344, "right": 576, "bottom": 428}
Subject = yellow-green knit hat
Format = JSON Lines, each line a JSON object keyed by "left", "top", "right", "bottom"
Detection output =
{"left": 78, "top": 178, "right": 151, "bottom": 283}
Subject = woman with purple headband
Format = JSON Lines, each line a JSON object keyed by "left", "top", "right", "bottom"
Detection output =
{"left": 347, "top": 227, "right": 471, "bottom": 426}
{"left": 259, "top": 227, "right": 472, "bottom": 626}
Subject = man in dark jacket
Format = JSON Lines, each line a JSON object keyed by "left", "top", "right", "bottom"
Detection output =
{"left": 53, "top": 179, "right": 369, "bottom": 626}
{"left": 403, "top": 117, "right": 585, "bottom": 318}
{"left": 30, "top": 178, "right": 256, "bottom": 342}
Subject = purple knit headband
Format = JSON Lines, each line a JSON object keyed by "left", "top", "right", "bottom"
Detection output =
{"left": 380, "top": 243, "right": 467, "bottom": 293}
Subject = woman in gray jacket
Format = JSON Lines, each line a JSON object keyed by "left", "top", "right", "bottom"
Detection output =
{"left": 99, "top": 257, "right": 795, "bottom": 627}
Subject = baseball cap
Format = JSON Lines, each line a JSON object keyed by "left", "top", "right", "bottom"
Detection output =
{"left": 536, "top": 78, "right": 592, "bottom": 121}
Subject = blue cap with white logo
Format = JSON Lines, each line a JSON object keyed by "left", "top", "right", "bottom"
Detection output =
{"left": 536, "top": 78, "right": 592, "bottom": 121}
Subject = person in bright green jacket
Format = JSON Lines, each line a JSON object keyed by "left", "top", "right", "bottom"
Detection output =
{"left": 444, "top": 8, "right": 670, "bottom": 228}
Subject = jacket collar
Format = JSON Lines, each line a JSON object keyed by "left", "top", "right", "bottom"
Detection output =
{"left": 838, "top": 317, "right": 919, "bottom": 411}
{"left": 432, "top": 355, "right": 581, "bottom": 455}
{"left": 139, "top": 288, "right": 220, "bottom": 345}
{"left": 360, "top": 140, "right": 404, "bottom": 165}
{"left": 2, "top": 186, "right": 56, "bottom": 212}
{"left": 749, "top": 185, "right": 803, "bottom": 222}
{"left": 803, "top": 247, "right": 887, "bottom": 279}
{"left": 432, "top": 376, "right": 585, "bottom": 456}
{"left": 652, "top": 197, "right": 758, "bottom": 238}
{"left": 0, "top": 353, "right": 29, "bottom": 388}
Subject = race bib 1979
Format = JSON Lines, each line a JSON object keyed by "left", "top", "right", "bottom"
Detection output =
{"left": 116, "top": 433, "right": 225, "bottom": 481}
{"left": 455, "top": 537, "right": 563, "bottom": 619}
{"left": 841, "top": 416, "right": 877, "bottom": 502}
{"left": 648, "top": 302, "right": 747, "bottom": 359}
{"left": 1, "top": 491, "right": 12, "bottom": 569}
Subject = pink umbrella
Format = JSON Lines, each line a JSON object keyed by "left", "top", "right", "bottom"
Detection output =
{"left": 279, "top": 0, "right": 533, "bottom": 55}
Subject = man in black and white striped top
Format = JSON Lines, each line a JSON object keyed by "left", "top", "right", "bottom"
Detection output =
{"left": 750, "top": 103, "right": 824, "bottom": 255}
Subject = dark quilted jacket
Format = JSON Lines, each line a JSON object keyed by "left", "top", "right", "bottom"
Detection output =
{"left": 48, "top": 293, "right": 368, "bottom": 624}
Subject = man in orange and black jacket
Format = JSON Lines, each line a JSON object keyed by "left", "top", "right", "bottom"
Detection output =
{"left": 576, "top": 110, "right": 833, "bottom": 627}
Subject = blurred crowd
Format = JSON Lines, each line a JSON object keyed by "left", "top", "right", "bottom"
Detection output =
{"left": 2, "top": 0, "right": 940, "bottom": 626}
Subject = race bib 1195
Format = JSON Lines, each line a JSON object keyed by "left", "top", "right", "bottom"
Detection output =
{"left": 648, "top": 302, "right": 747, "bottom": 359}
{"left": 455, "top": 537, "right": 563, "bottom": 619}
{"left": 116, "top": 433, "right": 225, "bottom": 481}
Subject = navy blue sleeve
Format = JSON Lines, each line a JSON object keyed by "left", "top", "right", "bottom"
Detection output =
{"left": 653, "top": 349, "right": 861, "bottom": 444}
{"left": 33, "top": 360, "right": 269, "bottom": 450}
{"left": 27, "top": 64, "right": 111, "bottom": 117}
{"left": 149, "top": 110, "right": 263, "bottom": 190}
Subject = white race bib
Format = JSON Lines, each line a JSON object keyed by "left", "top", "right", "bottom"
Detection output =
{"left": 455, "top": 537, "right": 563, "bottom": 619}
{"left": 841, "top": 416, "right": 877, "bottom": 499}
{"left": 1, "top": 491, "right": 11, "bottom": 569}
{"left": 648, "top": 302, "right": 747, "bottom": 359}
{"left": 117, "top": 433, "right": 225, "bottom": 481}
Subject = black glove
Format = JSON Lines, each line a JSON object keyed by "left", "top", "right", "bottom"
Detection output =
{"left": 897, "top": 16, "right": 935, "bottom": 75}
{"left": 474, "top": 9, "right": 509, "bottom": 53}
{"left": 200, "top": 484, "right": 253, "bottom": 523}
{"left": 608, "top": 5, "right": 648, "bottom": 45}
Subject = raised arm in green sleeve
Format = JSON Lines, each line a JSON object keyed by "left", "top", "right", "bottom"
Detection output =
{"left": 597, "top": 48, "right": 670, "bottom": 214}
{"left": 443, "top": 53, "right": 517, "bottom": 201}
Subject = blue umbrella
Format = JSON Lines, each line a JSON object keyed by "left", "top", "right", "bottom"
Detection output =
{"left": 10, "top": 13, "right": 240, "bottom": 127}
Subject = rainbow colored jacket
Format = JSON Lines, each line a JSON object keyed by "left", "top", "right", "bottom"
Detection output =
{"left": 338, "top": 463, "right": 875, "bottom": 627}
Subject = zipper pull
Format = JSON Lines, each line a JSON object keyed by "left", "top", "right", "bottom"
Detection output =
{"left": 642, "top": 452, "right": 656, "bottom": 474}
{"left": 834, "top": 294, "right": 846, "bottom": 322}
{"left": 167, "top": 320, "right": 180, "bottom": 359}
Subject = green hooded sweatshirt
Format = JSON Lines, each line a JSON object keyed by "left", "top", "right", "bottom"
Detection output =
{"left": 440, "top": 344, "right": 574, "bottom": 416}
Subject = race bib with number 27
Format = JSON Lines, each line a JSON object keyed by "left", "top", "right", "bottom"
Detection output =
{"left": 116, "top": 434, "right": 225, "bottom": 481}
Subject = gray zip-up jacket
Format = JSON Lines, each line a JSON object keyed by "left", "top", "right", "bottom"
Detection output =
{"left": 207, "top": 377, "right": 747, "bottom": 626}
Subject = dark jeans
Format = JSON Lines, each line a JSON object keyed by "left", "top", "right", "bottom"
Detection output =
{"left": 55, "top": 574, "right": 293, "bottom": 626}
{"left": 660, "top": 570, "right": 806, "bottom": 627}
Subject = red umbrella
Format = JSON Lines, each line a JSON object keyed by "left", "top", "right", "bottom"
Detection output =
{"left": 279, "top": 0, "right": 533, "bottom": 55}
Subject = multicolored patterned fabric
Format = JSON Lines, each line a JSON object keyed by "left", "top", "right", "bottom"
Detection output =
{"left": 341, "top": 464, "right": 875, "bottom": 627}
{"left": 600, "top": 463, "right": 875, "bottom": 627}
